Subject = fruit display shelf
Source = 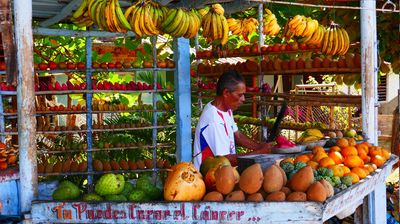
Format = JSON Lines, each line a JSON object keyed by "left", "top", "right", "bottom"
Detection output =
{"left": 196, "top": 48, "right": 318, "bottom": 60}
{"left": 1, "top": 124, "right": 176, "bottom": 136}
{"left": 37, "top": 167, "right": 172, "bottom": 177}
{"left": 34, "top": 67, "right": 176, "bottom": 74}
{"left": 0, "top": 89, "right": 174, "bottom": 96}
{"left": 36, "top": 143, "right": 174, "bottom": 155}
{"left": 197, "top": 67, "right": 361, "bottom": 77}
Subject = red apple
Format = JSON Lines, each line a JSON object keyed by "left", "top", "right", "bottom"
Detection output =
{"left": 39, "top": 62, "right": 48, "bottom": 70}
{"left": 0, "top": 61, "right": 6, "bottom": 70}
{"left": 115, "top": 62, "right": 122, "bottom": 69}
{"left": 122, "top": 61, "right": 131, "bottom": 68}
{"left": 92, "top": 62, "right": 100, "bottom": 69}
{"left": 285, "top": 44, "right": 292, "bottom": 51}
{"left": 100, "top": 62, "right": 108, "bottom": 69}
{"left": 66, "top": 62, "right": 76, "bottom": 70}
{"left": 272, "top": 44, "right": 281, "bottom": 52}
{"left": 298, "top": 43, "right": 308, "bottom": 50}
{"left": 77, "top": 62, "right": 85, "bottom": 69}
{"left": 107, "top": 62, "right": 116, "bottom": 69}
{"left": 58, "top": 62, "right": 67, "bottom": 69}
{"left": 48, "top": 61, "right": 58, "bottom": 70}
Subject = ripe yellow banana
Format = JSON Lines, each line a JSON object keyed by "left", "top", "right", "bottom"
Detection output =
{"left": 288, "top": 15, "right": 303, "bottom": 29}
{"left": 220, "top": 15, "right": 229, "bottom": 45}
{"left": 340, "top": 27, "right": 350, "bottom": 55}
{"left": 325, "top": 26, "right": 335, "bottom": 55}
{"left": 321, "top": 26, "right": 331, "bottom": 53}
{"left": 212, "top": 4, "right": 224, "bottom": 16}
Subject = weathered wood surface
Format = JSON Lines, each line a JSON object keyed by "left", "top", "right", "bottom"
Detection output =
{"left": 30, "top": 155, "right": 398, "bottom": 223}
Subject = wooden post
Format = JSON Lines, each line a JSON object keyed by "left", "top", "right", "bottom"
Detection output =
{"left": 173, "top": 38, "right": 191, "bottom": 162}
{"left": 0, "top": 0, "right": 17, "bottom": 84}
{"left": 360, "top": 1, "right": 384, "bottom": 223}
{"left": 14, "top": 0, "right": 37, "bottom": 216}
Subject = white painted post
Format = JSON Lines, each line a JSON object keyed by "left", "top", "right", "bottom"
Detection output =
{"left": 14, "top": 0, "right": 37, "bottom": 216}
{"left": 360, "top": 1, "right": 385, "bottom": 223}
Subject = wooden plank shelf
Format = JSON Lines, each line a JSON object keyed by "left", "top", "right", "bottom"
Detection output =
{"left": 198, "top": 68, "right": 361, "bottom": 77}
{"left": 30, "top": 155, "right": 398, "bottom": 223}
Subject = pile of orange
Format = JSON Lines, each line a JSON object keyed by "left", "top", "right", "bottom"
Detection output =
{"left": 289, "top": 138, "right": 392, "bottom": 184}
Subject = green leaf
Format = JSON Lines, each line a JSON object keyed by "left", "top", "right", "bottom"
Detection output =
{"left": 100, "top": 52, "right": 113, "bottom": 63}
{"left": 143, "top": 43, "right": 153, "bottom": 56}
{"left": 92, "top": 51, "right": 99, "bottom": 62}
{"left": 125, "top": 37, "right": 140, "bottom": 50}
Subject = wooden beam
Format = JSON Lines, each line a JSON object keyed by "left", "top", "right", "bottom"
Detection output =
{"left": 39, "top": 0, "right": 82, "bottom": 27}
{"left": 0, "top": 0, "right": 17, "bottom": 84}
{"left": 33, "top": 27, "right": 136, "bottom": 38}
{"left": 156, "top": 0, "right": 174, "bottom": 6}
{"left": 14, "top": 0, "right": 37, "bottom": 215}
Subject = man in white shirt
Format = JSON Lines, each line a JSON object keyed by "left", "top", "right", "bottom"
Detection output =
{"left": 194, "top": 70, "right": 272, "bottom": 169}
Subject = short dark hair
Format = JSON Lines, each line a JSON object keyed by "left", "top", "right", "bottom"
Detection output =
{"left": 216, "top": 70, "right": 245, "bottom": 96}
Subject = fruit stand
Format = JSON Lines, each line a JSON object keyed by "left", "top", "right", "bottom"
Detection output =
{"left": 0, "top": 0, "right": 398, "bottom": 224}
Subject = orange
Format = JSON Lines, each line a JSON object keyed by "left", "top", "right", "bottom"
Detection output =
{"left": 307, "top": 160, "right": 319, "bottom": 170}
{"left": 328, "top": 165, "right": 345, "bottom": 177}
{"left": 361, "top": 141, "right": 372, "bottom": 147}
{"left": 312, "top": 152, "right": 328, "bottom": 162}
{"left": 344, "top": 155, "right": 364, "bottom": 168}
{"left": 295, "top": 155, "right": 311, "bottom": 163}
{"left": 368, "top": 146, "right": 382, "bottom": 158}
{"left": 281, "top": 157, "right": 294, "bottom": 164}
{"left": 340, "top": 165, "right": 351, "bottom": 174}
{"left": 351, "top": 167, "right": 368, "bottom": 179}
{"left": 329, "top": 146, "right": 341, "bottom": 153}
{"left": 328, "top": 151, "right": 344, "bottom": 164}
{"left": 336, "top": 138, "right": 349, "bottom": 148}
{"left": 363, "top": 155, "right": 371, "bottom": 163}
{"left": 356, "top": 146, "right": 369, "bottom": 160}
{"left": 381, "top": 148, "right": 391, "bottom": 160}
{"left": 356, "top": 143, "right": 369, "bottom": 154}
{"left": 347, "top": 138, "right": 357, "bottom": 146}
{"left": 341, "top": 146, "right": 358, "bottom": 157}
{"left": 312, "top": 146, "right": 326, "bottom": 155}
{"left": 306, "top": 153, "right": 314, "bottom": 160}
{"left": 364, "top": 163, "right": 377, "bottom": 173}
{"left": 319, "top": 157, "right": 336, "bottom": 168}
{"left": 371, "top": 155, "right": 385, "bottom": 168}
{"left": 344, "top": 172, "right": 360, "bottom": 184}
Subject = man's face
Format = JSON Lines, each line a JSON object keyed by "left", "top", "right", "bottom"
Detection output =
{"left": 224, "top": 82, "right": 246, "bottom": 110}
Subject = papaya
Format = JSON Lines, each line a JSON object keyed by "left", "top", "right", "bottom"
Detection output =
{"left": 247, "top": 193, "right": 264, "bottom": 202}
{"left": 288, "top": 166, "right": 314, "bottom": 192}
{"left": 287, "top": 192, "right": 307, "bottom": 202}
{"left": 319, "top": 179, "right": 334, "bottom": 198}
{"left": 280, "top": 186, "right": 292, "bottom": 196}
{"left": 263, "top": 164, "right": 284, "bottom": 193}
{"left": 307, "top": 182, "right": 327, "bottom": 202}
{"left": 265, "top": 191, "right": 286, "bottom": 201}
{"left": 203, "top": 191, "right": 224, "bottom": 201}
{"left": 239, "top": 163, "right": 264, "bottom": 194}
{"left": 225, "top": 190, "right": 245, "bottom": 201}
{"left": 215, "top": 165, "right": 235, "bottom": 195}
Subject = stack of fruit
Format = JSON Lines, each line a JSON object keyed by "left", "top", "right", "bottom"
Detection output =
{"left": 321, "top": 22, "right": 350, "bottom": 56}
{"left": 199, "top": 155, "right": 334, "bottom": 202}
{"left": 52, "top": 174, "right": 163, "bottom": 202}
{"left": 87, "top": 0, "right": 132, "bottom": 32}
{"left": 297, "top": 129, "right": 325, "bottom": 142}
{"left": 262, "top": 9, "right": 281, "bottom": 36}
{"left": 0, "top": 143, "right": 18, "bottom": 171}
{"left": 227, "top": 17, "right": 259, "bottom": 41}
{"left": 281, "top": 138, "right": 391, "bottom": 193}
{"left": 200, "top": 4, "right": 229, "bottom": 45}
{"left": 283, "top": 15, "right": 319, "bottom": 42}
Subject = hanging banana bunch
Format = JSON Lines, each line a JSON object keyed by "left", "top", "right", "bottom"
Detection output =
{"left": 321, "top": 23, "right": 350, "bottom": 55}
{"left": 282, "top": 15, "right": 319, "bottom": 42}
{"left": 262, "top": 9, "right": 281, "bottom": 37}
{"left": 201, "top": 4, "right": 229, "bottom": 45}
{"left": 227, "top": 18, "right": 258, "bottom": 41}
{"left": 87, "top": 0, "right": 131, "bottom": 32}
{"left": 124, "top": 0, "right": 166, "bottom": 37}
{"left": 160, "top": 8, "right": 202, "bottom": 38}
{"left": 71, "top": 0, "right": 94, "bottom": 27}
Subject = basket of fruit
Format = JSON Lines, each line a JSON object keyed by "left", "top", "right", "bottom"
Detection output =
{"left": 296, "top": 129, "right": 328, "bottom": 150}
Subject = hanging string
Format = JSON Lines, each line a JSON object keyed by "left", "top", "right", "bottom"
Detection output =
{"left": 249, "top": 0, "right": 399, "bottom": 13}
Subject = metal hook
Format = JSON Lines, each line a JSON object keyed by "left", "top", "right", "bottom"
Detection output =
{"left": 382, "top": 0, "right": 396, "bottom": 13}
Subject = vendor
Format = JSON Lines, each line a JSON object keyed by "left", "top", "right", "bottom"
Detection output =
{"left": 193, "top": 70, "right": 272, "bottom": 169}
